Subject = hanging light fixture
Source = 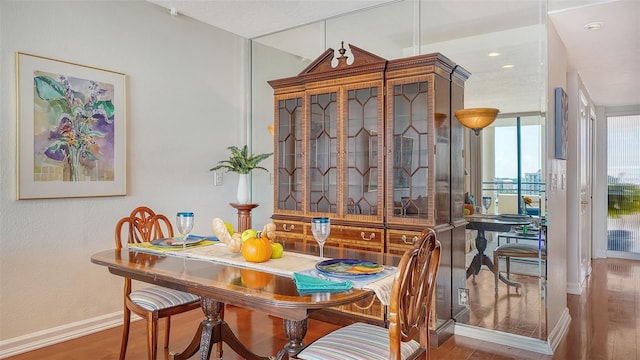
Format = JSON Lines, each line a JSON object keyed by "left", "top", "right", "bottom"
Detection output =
{"left": 455, "top": 108, "right": 500, "bottom": 135}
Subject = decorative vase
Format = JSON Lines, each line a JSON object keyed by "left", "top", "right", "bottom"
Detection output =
{"left": 236, "top": 174, "right": 249, "bottom": 204}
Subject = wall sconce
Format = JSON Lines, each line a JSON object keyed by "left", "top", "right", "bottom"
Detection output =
{"left": 454, "top": 108, "right": 499, "bottom": 135}
{"left": 268, "top": 125, "right": 274, "bottom": 137}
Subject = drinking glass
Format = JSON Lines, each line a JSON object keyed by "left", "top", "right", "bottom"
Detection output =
{"left": 311, "top": 217, "right": 330, "bottom": 260}
{"left": 482, "top": 196, "right": 492, "bottom": 214}
{"left": 176, "top": 212, "right": 194, "bottom": 251}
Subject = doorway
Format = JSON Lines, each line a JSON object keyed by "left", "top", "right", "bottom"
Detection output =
{"left": 607, "top": 113, "right": 640, "bottom": 259}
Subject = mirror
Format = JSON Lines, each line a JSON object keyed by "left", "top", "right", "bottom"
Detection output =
{"left": 250, "top": 0, "right": 547, "bottom": 341}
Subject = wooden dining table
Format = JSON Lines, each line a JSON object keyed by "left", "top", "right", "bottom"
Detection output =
{"left": 91, "top": 243, "right": 400, "bottom": 360}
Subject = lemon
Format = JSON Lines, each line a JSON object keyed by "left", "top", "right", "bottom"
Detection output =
{"left": 224, "top": 221, "right": 234, "bottom": 234}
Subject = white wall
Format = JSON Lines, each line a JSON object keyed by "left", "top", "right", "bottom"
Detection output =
{"left": 248, "top": 41, "right": 309, "bottom": 225}
{"left": 0, "top": 0, "right": 248, "bottom": 353}
{"left": 545, "top": 20, "right": 570, "bottom": 350}
{"left": 566, "top": 72, "right": 594, "bottom": 294}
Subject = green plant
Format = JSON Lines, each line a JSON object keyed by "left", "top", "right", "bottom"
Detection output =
{"left": 209, "top": 145, "right": 272, "bottom": 174}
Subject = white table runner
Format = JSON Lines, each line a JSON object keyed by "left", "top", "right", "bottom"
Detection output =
{"left": 129, "top": 242, "right": 396, "bottom": 305}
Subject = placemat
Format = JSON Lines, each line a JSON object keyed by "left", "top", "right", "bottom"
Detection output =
{"left": 128, "top": 240, "right": 217, "bottom": 253}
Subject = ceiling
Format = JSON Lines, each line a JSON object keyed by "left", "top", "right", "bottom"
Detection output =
{"left": 148, "top": 0, "right": 639, "bottom": 108}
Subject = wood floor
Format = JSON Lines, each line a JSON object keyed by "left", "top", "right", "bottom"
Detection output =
{"left": 6, "top": 258, "right": 639, "bottom": 360}
{"left": 466, "top": 263, "right": 547, "bottom": 340}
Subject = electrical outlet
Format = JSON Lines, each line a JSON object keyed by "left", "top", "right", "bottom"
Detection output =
{"left": 214, "top": 172, "right": 223, "bottom": 186}
{"left": 458, "top": 288, "right": 470, "bottom": 306}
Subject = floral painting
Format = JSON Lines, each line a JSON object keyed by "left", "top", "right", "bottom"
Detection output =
{"left": 34, "top": 71, "right": 115, "bottom": 182}
{"left": 17, "top": 53, "right": 126, "bottom": 199}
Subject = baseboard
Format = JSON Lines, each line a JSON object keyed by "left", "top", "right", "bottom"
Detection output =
{"left": 454, "top": 323, "right": 553, "bottom": 355}
{"left": 546, "top": 307, "right": 571, "bottom": 352}
{"left": 0, "top": 311, "right": 130, "bottom": 359}
{"left": 566, "top": 281, "right": 583, "bottom": 295}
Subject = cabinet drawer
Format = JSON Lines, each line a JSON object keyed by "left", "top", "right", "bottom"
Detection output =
{"left": 305, "top": 224, "right": 383, "bottom": 248}
{"left": 386, "top": 229, "right": 422, "bottom": 255}
{"left": 273, "top": 220, "right": 305, "bottom": 236}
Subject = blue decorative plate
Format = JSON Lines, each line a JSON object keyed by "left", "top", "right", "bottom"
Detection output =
{"left": 316, "top": 259, "right": 384, "bottom": 276}
{"left": 150, "top": 237, "right": 203, "bottom": 247}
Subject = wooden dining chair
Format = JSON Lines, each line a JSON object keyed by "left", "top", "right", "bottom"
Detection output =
{"left": 115, "top": 206, "right": 201, "bottom": 360}
{"left": 297, "top": 228, "right": 441, "bottom": 360}
{"left": 493, "top": 243, "right": 546, "bottom": 292}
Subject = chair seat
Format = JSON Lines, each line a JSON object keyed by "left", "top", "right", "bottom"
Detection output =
{"left": 297, "top": 323, "right": 420, "bottom": 360}
{"left": 129, "top": 286, "right": 200, "bottom": 311}
{"left": 494, "top": 243, "right": 546, "bottom": 257}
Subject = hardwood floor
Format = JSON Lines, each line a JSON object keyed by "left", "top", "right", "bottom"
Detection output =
{"left": 6, "top": 258, "right": 639, "bottom": 360}
{"left": 466, "top": 263, "right": 547, "bottom": 339}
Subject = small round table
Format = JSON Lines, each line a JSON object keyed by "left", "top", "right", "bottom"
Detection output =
{"left": 465, "top": 214, "right": 532, "bottom": 287}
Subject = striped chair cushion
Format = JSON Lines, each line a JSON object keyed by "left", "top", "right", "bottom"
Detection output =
{"left": 129, "top": 286, "right": 199, "bottom": 311}
{"left": 297, "top": 322, "right": 420, "bottom": 360}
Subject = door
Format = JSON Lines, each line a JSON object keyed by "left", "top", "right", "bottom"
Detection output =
{"left": 578, "top": 92, "right": 592, "bottom": 279}
{"left": 607, "top": 112, "right": 640, "bottom": 258}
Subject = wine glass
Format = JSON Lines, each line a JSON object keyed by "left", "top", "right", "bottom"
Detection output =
{"left": 311, "top": 217, "right": 330, "bottom": 260}
{"left": 482, "top": 196, "right": 492, "bottom": 214}
{"left": 176, "top": 212, "right": 194, "bottom": 251}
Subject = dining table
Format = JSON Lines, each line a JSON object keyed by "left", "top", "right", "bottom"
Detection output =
{"left": 91, "top": 240, "right": 400, "bottom": 360}
{"left": 464, "top": 214, "right": 532, "bottom": 287}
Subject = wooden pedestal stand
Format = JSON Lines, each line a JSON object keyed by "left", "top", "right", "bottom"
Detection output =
{"left": 229, "top": 203, "right": 259, "bottom": 233}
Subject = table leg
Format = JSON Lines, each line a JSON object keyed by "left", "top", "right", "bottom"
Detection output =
{"left": 466, "top": 230, "right": 524, "bottom": 289}
{"left": 170, "top": 297, "right": 271, "bottom": 360}
{"left": 466, "top": 229, "right": 491, "bottom": 278}
{"left": 276, "top": 318, "right": 308, "bottom": 359}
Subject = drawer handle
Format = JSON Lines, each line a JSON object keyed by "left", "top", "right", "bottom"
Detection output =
{"left": 360, "top": 232, "right": 375, "bottom": 241}
{"left": 282, "top": 224, "right": 295, "bottom": 232}
{"left": 401, "top": 235, "right": 418, "bottom": 244}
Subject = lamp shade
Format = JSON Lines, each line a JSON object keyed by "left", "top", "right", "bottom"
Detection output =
{"left": 454, "top": 108, "right": 499, "bottom": 135}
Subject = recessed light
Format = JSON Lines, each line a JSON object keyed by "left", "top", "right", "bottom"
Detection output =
{"left": 488, "top": 52, "right": 501, "bottom": 57}
{"left": 584, "top": 22, "right": 603, "bottom": 31}
{"left": 502, "top": 64, "right": 514, "bottom": 69}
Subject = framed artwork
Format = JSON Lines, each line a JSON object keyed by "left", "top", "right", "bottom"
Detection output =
{"left": 17, "top": 53, "right": 127, "bottom": 199}
{"left": 554, "top": 87, "right": 568, "bottom": 160}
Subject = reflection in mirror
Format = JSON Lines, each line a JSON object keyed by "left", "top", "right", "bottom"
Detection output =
{"left": 251, "top": 0, "right": 547, "bottom": 342}
{"left": 467, "top": 114, "right": 547, "bottom": 339}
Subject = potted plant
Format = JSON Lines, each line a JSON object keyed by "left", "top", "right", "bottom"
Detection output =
{"left": 209, "top": 145, "right": 272, "bottom": 204}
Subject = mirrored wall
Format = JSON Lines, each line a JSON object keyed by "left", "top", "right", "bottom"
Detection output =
{"left": 250, "top": 0, "right": 548, "bottom": 340}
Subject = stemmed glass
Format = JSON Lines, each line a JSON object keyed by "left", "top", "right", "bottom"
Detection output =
{"left": 311, "top": 217, "right": 330, "bottom": 260}
{"left": 176, "top": 212, "right": 194, "bottom": 251}
{"left": 482, "top": 196, "right": 492, "bottom": 214}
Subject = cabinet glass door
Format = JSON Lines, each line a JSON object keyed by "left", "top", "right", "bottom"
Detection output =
{"left": 308, "top": 92, "right": 338, "bottom": 214}
{"left": 345, "top": 86, "right": 382, "bottom": 218}
{"left": 388, "top": 80, "right": 434, "bottom": 225}
{"left": 276, "top": 97, "right": 303, "bottom": 211}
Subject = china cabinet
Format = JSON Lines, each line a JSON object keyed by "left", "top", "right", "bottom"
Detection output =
{"left": 268, "top": 43, "right": 470, "bottom": 346}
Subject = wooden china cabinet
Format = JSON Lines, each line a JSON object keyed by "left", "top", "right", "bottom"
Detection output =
{"left": 268, "top": 43, "right": 470, "bottom": 346}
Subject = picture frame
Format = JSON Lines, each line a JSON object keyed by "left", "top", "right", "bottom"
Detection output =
{"left": 554, "top": 87, "right": 568, "bottom": 160}
{"left": 17, "top": 53, "right": 127, "bottom": 199}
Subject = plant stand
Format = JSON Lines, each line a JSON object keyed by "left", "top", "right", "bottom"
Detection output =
{"left": 229, "top": 203, "right": 259, "bottom": 232}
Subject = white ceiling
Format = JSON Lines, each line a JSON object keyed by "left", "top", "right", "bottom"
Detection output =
{"left": 148, "top": 0, "right": 639, "bottom": 108}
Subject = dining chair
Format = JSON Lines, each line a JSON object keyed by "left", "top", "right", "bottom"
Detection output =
{"left": 493, "top": 243, "right": 546, "bottom": 292}
{"left": 115, "top": 206, "right": 201, "bottom": 360}
{"left": 297, "top": 228, "right": 441, "bottom": 360}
